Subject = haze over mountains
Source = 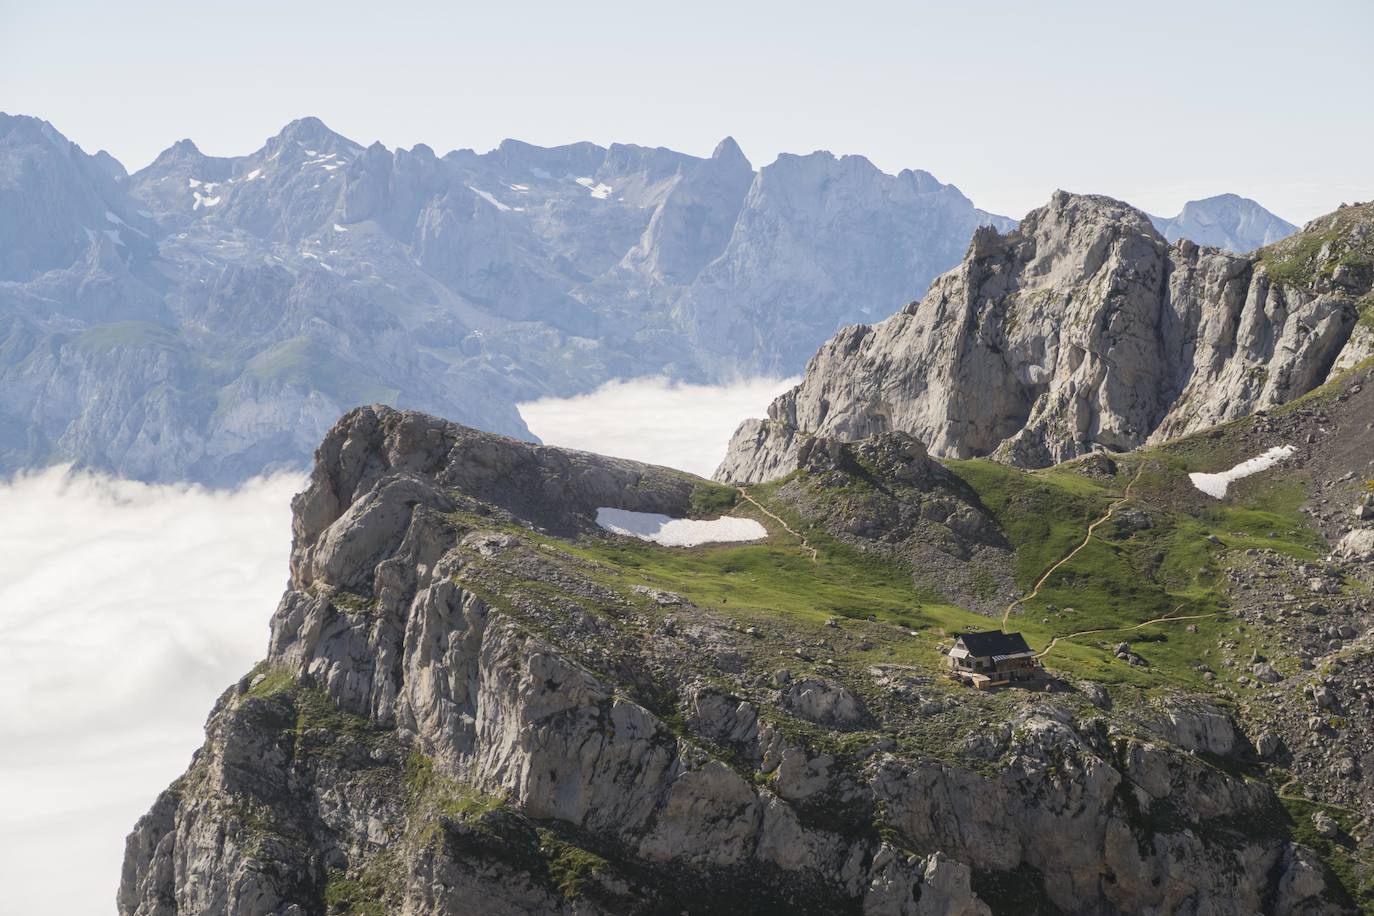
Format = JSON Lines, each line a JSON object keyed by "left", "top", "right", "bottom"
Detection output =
{"left": 0, "top": 113, "right": 1299, "bottom": 485}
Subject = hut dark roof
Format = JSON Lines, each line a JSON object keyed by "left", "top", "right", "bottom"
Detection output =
{"left": 956, "top": 630, "right": 1033, "bottom": 657}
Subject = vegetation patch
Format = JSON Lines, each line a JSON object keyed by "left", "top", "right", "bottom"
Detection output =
{"left": 945, "top": 459, "right": 1114, "bottom": 589}
{"left": 243, "top": 337, "right": 399, "bottom": 408}
{"left": 405, "top": 752, "right": 507, "bottom": 826}
{"left": 245, "top": 664, "right": 297, "bottom": 699}
{"left": 537, "top": 827, "right": 610, "bottom": 899}
{"left": 690, "top": 480, "right": 740, "bottom": 517}
{"left": 330, "top": 588, "right": 379, "bottom": 614}
{"left": 323, "top": 862, "right": 397, "bottom": 916}
{"left": 71, "top": 321, "right": 183, "bottom": 352}
{"left": 1278, "top": 795, "right": 1373, "bottom": 911}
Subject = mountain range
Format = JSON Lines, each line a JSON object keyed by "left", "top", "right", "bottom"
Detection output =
{"left": 0, "top": 113, "right": 1298, "bottom": 485}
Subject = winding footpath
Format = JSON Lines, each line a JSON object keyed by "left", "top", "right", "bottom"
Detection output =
{"left": 1035, "top": 607, "right": 1223, "bottom": 659}
{"left": 995, "top": 461, "right": 1227, "bottom": 659}
{"left": 737, "top": 487, "right": 819, "bottom": 563}
{"left": 1001, "top": 463, "right": 1149, "bottom": 629}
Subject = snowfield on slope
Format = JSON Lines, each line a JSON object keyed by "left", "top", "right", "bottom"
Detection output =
{"left": 596, "top": 507, "right": 766, "bottom": 547}
{"left": 1189, "top": 445, "right": 1296, "bottom": 498}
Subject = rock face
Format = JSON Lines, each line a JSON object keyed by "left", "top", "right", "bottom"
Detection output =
{"left": 718, "top": 193, "right": 1374, "bottom": 482}
{"left": 1150, "top": 193, "right": 1297, "bottom": 254}
{"left": 0, "top": 112, "right": 1012, "bottom": 484}
{"left": 121, "top": 406, "right": 1347, "bottom": 915}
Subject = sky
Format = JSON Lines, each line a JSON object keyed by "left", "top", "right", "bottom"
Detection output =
{"left": 3, "top": 0, "right": 1371, "bottom": 223}
{"left": 0, "top": 378, "right": 776, "bottom": 913}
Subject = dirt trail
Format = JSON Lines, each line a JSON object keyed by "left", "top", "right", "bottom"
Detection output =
{"left": 1000, "top": 463, "right": 1148, "bottom": 629}
{"left": 1035, "top": 607, "right": 1222, "bottom": 659}
{"left": 738, "top": 487, "right": 819, "bottom": 562}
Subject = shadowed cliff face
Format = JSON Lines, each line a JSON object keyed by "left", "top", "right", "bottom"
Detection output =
{"left": 119, "top": 404, "right": 1358, "bottom": 916}
{"left": 716, "top": 194, "right": 1374, "bottom": 485}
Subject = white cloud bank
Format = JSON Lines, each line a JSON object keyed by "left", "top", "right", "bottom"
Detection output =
{"left": 519, "top": 375, "right": 797, "bottom": 477}
{"left": 0, "top": 466, "right": 301, "bottom": 915}
{"left": 0, "top": 374, "right": 789, "bottom": 912}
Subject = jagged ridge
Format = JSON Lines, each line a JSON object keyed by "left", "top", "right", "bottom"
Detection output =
{"left": 717, "top": 192, "right": 1373, "bottom": 484}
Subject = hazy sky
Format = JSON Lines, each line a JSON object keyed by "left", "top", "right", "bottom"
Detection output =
{"left": 4, "top": 0, "right": 1370, "bottom": 222}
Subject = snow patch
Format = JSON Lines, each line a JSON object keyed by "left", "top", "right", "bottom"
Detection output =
{"left": 468, "top": 187, "right": 512, "bottom": 212}
{"left": 595, "top": 508, "right": 766, "bottom": 548}
{"left": 333, "top": 223, "right": 349, "bottom": 232}
{"left": 573, "top": 176, "right": 613, "bottom": 199}
{"left": 242, "top": 168, "right": 263, "bottom": 181}
{"left": 104, "top": 210, "right": 127, "bottom": 227}
{"left": 509, "top": 183, "right": 529, "bottom": 191}
{"left": 192, "top": 192, "right": 221, "bottom": 209}
{"left": 1189, "top": 446, "right": 1296, "bottom": 499}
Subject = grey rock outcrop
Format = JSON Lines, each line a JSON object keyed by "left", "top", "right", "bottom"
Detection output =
{"left": 718, "top": 192, "right": 1373, "bottom": 482}
{"left": 121, "top": 406, "right": 1347, "bottom": 915}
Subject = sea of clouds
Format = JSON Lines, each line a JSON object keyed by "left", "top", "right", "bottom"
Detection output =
{"left": 0, "top": 467, "right": 301, "bottom": 913}
{"left": 518, "top": 374, "right": 795, "bottom": 477}
{"left": 0, "top": 375, "right": 786, "bottom": 912}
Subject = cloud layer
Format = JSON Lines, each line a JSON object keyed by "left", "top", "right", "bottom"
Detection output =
{"left": 0, "top": 375, "right": 787, "bottom": 912}
{"left": 0, "top": 467, "right": 300, "bottom": 914}
{"left": 519, "top": 375, "right": 796, "bottom": 477}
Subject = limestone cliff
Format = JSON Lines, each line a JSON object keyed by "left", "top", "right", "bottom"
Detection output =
{"left": 120, "top": 406, "right": 1354, "bottom": 915}
{"left": 717, "top": 194, "right": 1373, "bottom": 483}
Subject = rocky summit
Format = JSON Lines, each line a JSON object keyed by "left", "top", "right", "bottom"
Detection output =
{"left": 122, "top": 352, "right": 1374, "bottom": 913}
{"left": 718, "top": 193, "right": 1374, "bottom": 484}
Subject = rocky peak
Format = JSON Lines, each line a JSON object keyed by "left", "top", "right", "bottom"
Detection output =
{"left": 710, "top": 134, "right": 749, "bottom": 167}
{"left": 0, "top": 113, "right": 154, "bottom": 281}
{"left": 719, "top": 192, "right": 1369, "bottom": 482}
{"left": 266, "top": 115, "right": 358, "bottom": 154}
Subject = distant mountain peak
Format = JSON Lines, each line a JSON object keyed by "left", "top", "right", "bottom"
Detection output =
{"left": 1150, "top": 193, "right": 1297, "bottom": 253}
{"left": 265, "top": 116, "right": 360, "bottom": 156}
{"left": 710, "top": 135, "right": 748, "bottom": 166}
